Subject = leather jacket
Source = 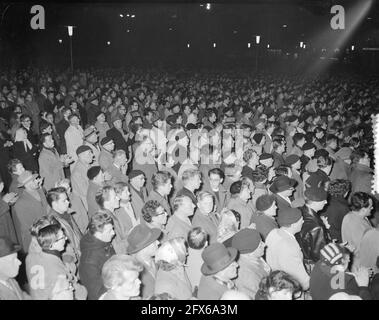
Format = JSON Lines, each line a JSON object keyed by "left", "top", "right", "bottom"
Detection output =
{"left": 297, "top": 206, "right": 331, "bottom": 263}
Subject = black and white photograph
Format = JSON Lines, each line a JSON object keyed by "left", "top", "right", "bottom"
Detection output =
{"left": 0, "top": 0, "right": 379, "bottom": 304}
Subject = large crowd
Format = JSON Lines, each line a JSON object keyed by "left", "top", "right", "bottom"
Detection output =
{"left": 0, "top": 67, "right": 378, "bottom": 300}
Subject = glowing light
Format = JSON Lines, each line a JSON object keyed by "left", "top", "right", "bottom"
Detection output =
{"left": 187, "top": 43, "right": 190, "bottom": 48}
{"left": 351, "top": 45, "right": 355, "bottom": 51}
{"left": 248, "top": 43, "right": 251, "bottom": 48}
{"left": 300, "top": 41, "right": 304, "bottom": 48}
{"left": 267, "top": 44, "right": 270, "bottom": 48}
{"left": 213, "top": 42, "right": 216, "bottom": 48}
{"left": 256, "top": 35, "right": 260, "bottom": 44}
{"left": 283, "top": 24, "right": 287, "bottom": 28}
{"left": 107, "top": 41, "right": 111, "bottom": 45}
{"left": 58, "top": 39, "right": 62, "bottom": 43}
{"left": 119, "top": 14, "right": 124, "bottom": 18}
{"left": 67, "top": 26, "right": 73, "bottom": 37}
{"left": 131, "top": 15, "right": 135, "bottom": 18}
{"left": 206, "top": 3, "right": 211, "bottom": 10}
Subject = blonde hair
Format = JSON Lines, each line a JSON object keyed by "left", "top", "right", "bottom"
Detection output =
{"left": 217, "top": 209, "right": 239, "bottom": 243}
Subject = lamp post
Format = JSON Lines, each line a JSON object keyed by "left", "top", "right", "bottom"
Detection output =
{"left": 67, "top": 26, "right": 74, "bottom": 73}
{"left": 255, "top": 35, "right": 260, "bottom": 72}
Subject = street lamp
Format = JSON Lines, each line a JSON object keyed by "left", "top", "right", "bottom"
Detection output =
{"left": 255, "top": 35, "right": 260, "bottom": 44}
{"left": 58, "top": 39, "right": 62, "bottom": 44}
{"left": 267, "top": 44, "right": 270, "bottom": 49}
{"left": 248, "top": 43, "right": 251, "bottom": 48}
{"left": 300, "top": 41, "right": 304, "bottom": 48}
{"left": 66, "top": 26, "right": 75, "bottom": 74}
{"left": 255, "top": 35, "right": 261, "bottom": 72}
{"left": 213, "top": 42, "right": 216, "bottom": 48}
{"left": 351, "top": 45, "right": 355, "bottom": 51}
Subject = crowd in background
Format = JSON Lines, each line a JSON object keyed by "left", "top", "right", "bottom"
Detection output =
{"left": 0, "top": 67, "right": 379, "bottom": 300}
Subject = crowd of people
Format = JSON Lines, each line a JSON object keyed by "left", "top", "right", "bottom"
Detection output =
{"left": 0, "top": 67, "right": 379, "bottom": 300}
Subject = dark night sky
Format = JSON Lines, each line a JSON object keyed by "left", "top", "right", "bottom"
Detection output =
{"left": 1, "top": 1, "right": 378, "bottom": 67}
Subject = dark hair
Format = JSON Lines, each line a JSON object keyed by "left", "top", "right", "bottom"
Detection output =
{"left": 7, "top": 158, "right": 22, "bottom": 174}
{"left": 40, "top": 132, "right": 52, "bottom": 146}
{"left": 350, "top": 192, "right": 372, "bottom": 211}
{"left": 88, "top": 211, "right": 114, "bottom": 235}
{"left": 37, "top": 224, "right": 64, "bottom": 250}
{"left": 30, "top": 215, "right": 60, "bottom": 237}
{"left": 350, "top": 148, "right": 368, "bottom": 165}
{"left": 152, "top": 171, "right": 172, "bottom": 190}
{"left": 208, "top": 168, "right": 224, "bottom": 180}
{"left": 39, "top": 121, "right": 52, "bottom": 134}
{"left": 46, "top": 187, "right": 67, "bottom": 207}
{"left": 275, "top": 165, "right": 291, "bottom": 177}
{"left": 317, "top": 155, "right": 333, "bottom": 168}
{"left": 293, "top": 133, "right": 305, "bottom": 146}
{"left": 187, "top": 227, "right": 208, "bottom": 249}
{"left": 328, "top": 179, "right": 351, "bottom": 198}
{"left": 255, "top": 270, "right": 302, "bottom": 300}
{"left": 142, "top": 200, "right": 162, "bottom": 223}
{"left": 95, "top": 185, "right": 114, "bottom": 209}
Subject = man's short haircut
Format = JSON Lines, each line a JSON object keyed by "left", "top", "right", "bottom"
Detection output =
{"left": 197, "top": 190, "right": 214, "bottom": 203}
{"left": 46, "top": 187, "right": 67, "bottom": 207}
{"left": 37, "top": 224, "right": 63, "bottom": 250}
{"left": 272, "top": 135, "right": 285, "bottom": 150}
{"left": 142, "top": 200, "right": 162, "bottom": 223}
{"left": 113, "top": 149, "right": 126, "bottom": 160}
{"left": 40, "top": 132, "right": 52, "bottom": 145}
{"left": 20, "top": 114, "right": 31, "bottom": 122}
{"left": 251, "top": 166, "right": 268, "bottom": 183}
{"left": 88, "top": 211, "right": 114, "bottom": 235}
{"left": 187, "top": 227, "right": 208, "bottom": 250}
{"left": 151, "top": 171, "right": 172, "bottom": 190}
{"left": 326, "top": 134, "right": 338, "bottom": 143}
{"left": 317, "top": 155, "right": 333, "bottom": 168}
{"left": 181, "top": 169, "right": 201, "bottom": 183}
{"left": 102, "top": 254, "right": 143, "bottom": 289}
{"left": 275, "top": 165, "right": 291, "bottom": 177}
{"left": 7, "top": 158, "right": 22, "bottom": 174}
{"left": 350, "top": 192, "right": 372, "bottom": 211}
{"left": 114, "top": 181, "right": 128, "bottom": 195}
{"left": 243, "top": 149, "right": 258, "bottom": 163}
{"left": 173, "top": 195, "right": 191, "bottom": 212}
{"left": 30, "top": 215, "right": 60, "bottom": 237}
{"left": 328, "top": 179, "right": 351, "bottom": 198}
{"left": 95, "top": 185, "right": 115, "bottom": 209}
{"left": 293, "top": 133, "right": 305, "bottom": 145}
{"left": 208, "top": 167, "right": 224, "bottom": 180}
{"left": 40, "top": 121, "right": 52, "bottom": 133}
{"left": 350, "top": 148, "right": 368, "bottom": 165}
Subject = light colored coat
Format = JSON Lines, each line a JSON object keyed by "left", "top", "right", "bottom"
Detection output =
{"left": 186, "top": 247, "right": 205, "bottom": 289}
{"left": 64, "top": 125, "right": 84, "bottom": 163}
{"left": 227, "top": 197, "right": 254, "bottom": 229}
{"left": 165, "top": 214, "right": 192, "bottom": 240}
{"left": 108, "top": 163, "right": 129, "bottom": 184}
{"left": 98, "top": 149, "right": 113, "bottom": 172}
{"left": 342, "top": 212, "right": 373, "bottom": 254}
{"left": 154, "top": 266, "right": 193, "bottom": 300}
{"left": 0, "top": 278, "right": 30, "bottom": 300}
{"left": 129, "top": 185, "right": 148, "bottom": 221}
{"left": 266, "top": 228, "right": 310, "bottom": 290}
{"left": 38, "top": 148, "right": 65, "bottom": 191}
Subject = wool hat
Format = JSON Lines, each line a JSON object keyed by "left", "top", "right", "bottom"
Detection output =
{"left": 256, "top": 194, "right": 276, "bottom": 212}
{"left": 252, "top": 133, "right": 264, "bottom": 144}
{"left": 304, "top": 187, "right": 328, "bottom": 201}
{"left": 286, "top": 115, "right": 297, "bottom": 123}
{"left": 84, "top": 126, "right": 97, "bottom": 138}
{"left": 260, "top": 153, "right": 273, "bottom": 161}
{"left": 269, "top": 176, "right": 297, "bottom": 194}
{"left": 0, "top": 237, "right": 21, "bottom": 258}
{"left": 201, "top": 242, "right": 238, "bottom": 276}
{"left": 100, "top": 136, "right": 113, "bottom": 146}
{"left": 127, "top": 224, "right": 161, "bottom": 254}
{"left": 335, "top": 147, "right": 352, "bottom": 161}
{"left": 111, "top": 114, "right": 122, "bottom": 124}
{"left": 95, "top": 111, "right": 104, "bottom": 119}
{"left": 76, "top": 145, "right": 92, "bottom": 156}
{"left": 277, "top": 207, "right": 302, "bottom": 227}
{"left": 17, "top": 171, "right": 38, "bottom": 187}
{"left": 87, "top": 166, "right": 102, "bottom": 180}
{"left": 320, "top": 243, "right": 345, "bottom": 266}
{"left": 129, "top": 170, "right": 145, "bottom": 180}
{"left": 285, "top": 154, "right": 300, "bottom": 166}
{"left": 302, "top": 142, "right": 316, "bottom": 151}
{"left": 231, "top": 229, "right": 262, "bottom": 254}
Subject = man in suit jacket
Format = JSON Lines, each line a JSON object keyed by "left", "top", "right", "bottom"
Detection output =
{"left": 166, "top": 195, "right": 195, "bottom": 240}
{"left": 87, "top": 166, "right": 105, "bottom": 218}
{"left": 203, "top": 168, "right": 228, "bottom": 213}
{"left": 65, "top": 114, "right": 84, "bottom": 168}
{"left": 13, "top": 171, "right": 49, "bottom": 253}
{"left": 147, "top": 171, "right": 173, "bottom": 216}
{"left": 129, "top": 170, "right": 149, "bottom": 220}
{"left": 108, "top": 150, "right": 129, "bottom": 185}
{"left": 38, "top": 133, "right": 66, "bottom": 191}
{"left": 71, "top": 145, "right": 94, "bottom": 212}
{"left": 269, "top": 176, "right": 297, "bottom": 212}
{"left": 106, "top": 116, "right": 130, "bottom": 156}
{"left": 55, "top": 108, "right": 72, "bottom": 154}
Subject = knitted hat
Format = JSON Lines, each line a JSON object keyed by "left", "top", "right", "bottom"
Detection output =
{"left": 87, "top": 166, "right": 101, "bottom": 180}
{"left": 286, "top": 115, "right": 297, "bottom": 123}
{"left": 320, "top": 243, "right": 345, "bottom": 266}
{"left": 260, "top": 153, "right": 273, "bottom": 161}
{"left": 111, "top": 114, "right": 122, "bottom": 124}
{"left": 277, "top": 207, "right": 302, "bottom": 227}
{"left": 269, "top": 176, "right": 297, "bottom": 194}
{"left": 129, "top": 170, "right": 145, "bottom": 180}
{"left": 95, "top": 111, "right": 104, "bottom": 120}
{"left": 304, "top": 187, "right": 327, "bottom": 201}
{"left": 231, "top": 229, "right": 262, "bottom": 254}
{"left": 100, "top": 136, "right": 113, "bottom": 146}
{"left": 302, "top": 142, "right": 316, "bottom": 151}
{"left": 256, "top": 194, "right": 275, "bottom": 212}
{"left": 285, "top": 154, "right": 300, "bottom": 166}
{"left": 76, "top": 145, "right": 92, "bottom": 156}
{"left": 253, "top": 133, "right": 264, "bottom": 144}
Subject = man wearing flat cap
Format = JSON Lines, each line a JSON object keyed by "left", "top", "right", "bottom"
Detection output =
{"left": 297, "top": 187, "right": 331, "bottom": 272}
{"left": 99, "top": 137, "right": 115, "bottom": 172}
{"left": 266, "top": 207, "right": 310, "bottom": 291}
{"left": 0, "top": 237, "right": 30, "bottom": 300}
{"left": 197, "top": 242, "right": 239, "bottom": 300}
{"left": 71, "top": 145, "right": 94, "bottom": 212}
{"left": 84, "top": 125, "right": 101, "bottom": 166}
{"left": 269, "top": 175, "right": 297, "bottom": 212}
{"left": 231, "top": 229, "right": 271, "bottom": 299}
